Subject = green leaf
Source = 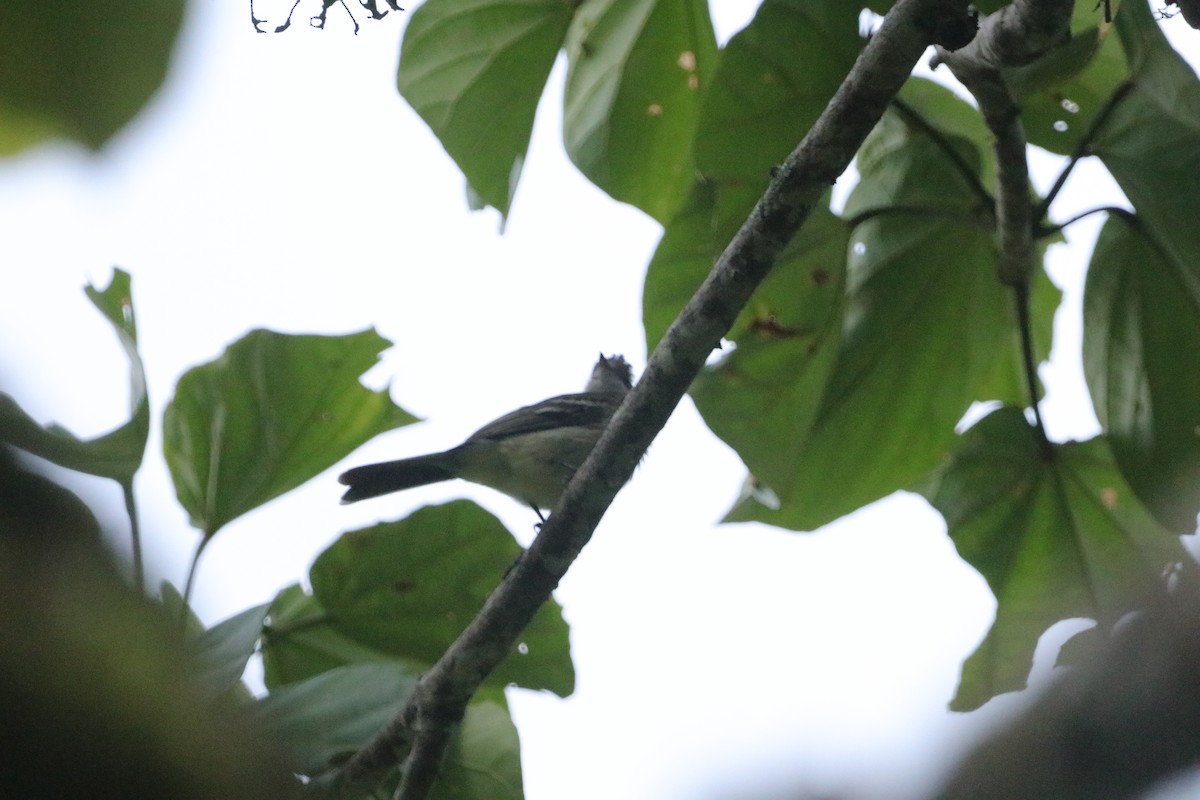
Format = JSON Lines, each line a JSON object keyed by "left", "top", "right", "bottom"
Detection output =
{"left": 431, "top": 700, "right": 524, "bottom": 800}
{"left": 724, "top": 126, "right": 1019, "bottom": 530}
{"left": 254, "top": 662, "right": 419, "bottom": 773}
{"left": 158, "top": 581, "right": 205, "bottom": 638}
{"left": 0, "top": 457, "right": 102, "bottom": 544}
{"left": 0, "top": 0, "right": 185, "bottom": 152}
{"left": 641, "top": 179, "right": 755, "bottom": 351}
{"left": 1007, "top": 12, "right": 1127, "bottom": 155}
{"left": 397, "top": 0, "right": 575, "bottom": 218}
{"left": 563, "top": 0, "right": 716, "bottom": 222}
{"left": 688, "top": 208, "right": 848, "bottom": 495}
{"left": 890, "top": 78, "right": 997, "bottom": 192}
{"left": 923, "top": 407, "right": 1182, "bottom": 711}
{"left": 162, "top": 328, "right": 416, "bottom": 536}
{"left": 1092, "top": 0, "right": 1200, "bottom": 278}
{"left": 1082, "top": 215, "right": 1200, "bottom": 532}
{"left": 642, "top": 0, "right": 861, "bottom": 351}
{"left": 0, "top": 269, "right": 149, "bottom": 482}
{"left": 310, "top": 501, "right": 574, "bottom": 696}
{"left": 692, "top": 0, "right": 863, "bottom": 182}
{"left": 261, "top": 584, "right": 406, "bottom": 689}
{"left": 190, "top": 602, "right": 272, "bottom": 700}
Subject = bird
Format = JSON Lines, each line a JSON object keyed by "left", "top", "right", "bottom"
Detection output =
{"left": 338, "top": 354, "right": 633, "bottom": 518}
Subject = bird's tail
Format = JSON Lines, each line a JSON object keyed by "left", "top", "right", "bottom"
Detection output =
{"left": 338, "top": 452, "right": 458, "bottom": 504}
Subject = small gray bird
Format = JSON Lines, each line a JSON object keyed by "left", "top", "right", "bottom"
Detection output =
{"left": 338, "top": 354, "right": 633, "bottom": 517}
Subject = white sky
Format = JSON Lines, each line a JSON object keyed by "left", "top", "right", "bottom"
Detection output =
{"left": 2, "top": 3, "right": 1198, "bottom": 799}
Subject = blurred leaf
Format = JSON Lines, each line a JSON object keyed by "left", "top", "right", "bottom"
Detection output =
{"left": 922, "top": 407, "right": 1182, "bottom": 710}
{"left": 0, "top": 451, "right": 293, "bottom": 799}
{"left": 430, "top": 700, "right": 523, "bottom": 800}
{"left": 724, "top": 124, "right": 1018, "bottom": 530}
{"left": 261, "top": 584, "right": 407, "bottom": 689}
{"left": 159, "top": 580, "right": 206, "bottom": 639}
{"left": 0, "top": 452, "right": 102, "bottom": 545}
{"left": 0, "top": 268, "right": 148, "bottom": 482}
{"left": 563, "top": 0, "right": 716, "bottom": 222}
{"left": 1055, "top": 621, "right": 1103, "bottom": 668}
{"left": 162, "top": 328, "right": 415, "bottom": 536}
{"left": 311, "top": 501, "right": 574, "bottom": 696}
{"left": 1082, "top": 215, "right": 1200, "bottom": 532}
{"left": 190, "top": 602, "right": 272, "bottom": 701}
{"left": 0, "top": 0, "right": 185, "bottom": 152}
{"left": 254, "top": 662, "right": 418, "bottom": 774}
{"left": 1091, "top": 0, "right": 1200, "bottom": 313}
{"left": 397, "top": 0, "right": 575, "bottom": 218}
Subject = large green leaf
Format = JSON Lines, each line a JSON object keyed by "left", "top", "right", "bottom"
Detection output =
{"left": 254, "top": 662, "right": 419, "bottom": 773}
{"left": 1092, "top": 0, "right": 1200, "bottom": 281}
{"left": 397, "top": 0, "right": 576, "bottom": 218}
{"left": 688, "top": 207, "right": 848, "bottom": 496}
{"left": 1007, "top": 10, "right": 1127, "bottom": 155}
{"left": 562, "top": 0, "right": 716, "bottom": 222}
{"left": 1082, "top": 0, "right": 1200, "bottom": 531}
{"left": 923, "top": 407, "right": 1182, "bottom": 710}
{"left": 261, "top": 584, "right": 410, "bottom": 689}
{"left": 0, "top": 0, "right": 184, "bottom": 152}
{"left": 724, "top": 122, "right": 1024, "bottom": 530}
{"left": 692, "top": 0, "right": 863, "bottom": 182}
{"left": 310, "top": 501, "right": 574, "bottom": 697}
{"left": 162, "top": 328, "right": 416, "bottom": 536}
{"left": 0, "top": 269, "right": 149, "bottom": 482}
{"left": 642, "top": 0, "right": 862, "bottom": 352}
{"left": 1083, "top": 215, "right": 1200, "bottom": 532}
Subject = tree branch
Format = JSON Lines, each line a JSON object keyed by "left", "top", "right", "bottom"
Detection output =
{"left": 316, "top": 1, "right": 967, "bottom": 796}
{"left": 935, "top": 0, "right": 1074, "bottom": 442}
{"left": 935, "top": 0, "right": 1074, "bottom": 72}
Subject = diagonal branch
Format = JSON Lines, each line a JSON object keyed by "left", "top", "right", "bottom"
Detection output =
{"left": 316, "top": 1, "right": 969, "bottom": 797}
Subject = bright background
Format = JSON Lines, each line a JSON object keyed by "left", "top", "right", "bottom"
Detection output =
{"left": 2, "top": 3, "right": 1198, "bottom": 798}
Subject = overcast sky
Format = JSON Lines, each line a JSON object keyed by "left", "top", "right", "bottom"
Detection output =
{"left": 2, "top": 3, "right": 1198, "bottom": 799}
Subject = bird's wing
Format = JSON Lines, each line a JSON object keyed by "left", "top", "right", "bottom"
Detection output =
{"left": 467, "top": 392, "right": 620, "bottom": 441}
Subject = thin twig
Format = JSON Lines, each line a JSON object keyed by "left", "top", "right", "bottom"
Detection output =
{"left": 1034, "top": 81, "right": 1136, "bottom": 220}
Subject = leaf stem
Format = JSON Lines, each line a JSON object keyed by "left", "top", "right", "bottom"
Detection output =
{"left": 122, "top": 480, "right": 144, "bottom": 591}
{"left": 1038, "top": 204, "right": 1131, "bottom": 237}
{"left": 891, "top": 97, "right": 996, "bottom": 213}
{"left": 181, "top": 535, "right": 211, "bottom": 627}
{"left": 1034, "top": 81, "right": 1135, "bottom": 221}
{"left": 1013, "top": 281, "right": 1051, "bottom": 457}
{"left": 843, "top": 203, "right": 986, "bottom": 229}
